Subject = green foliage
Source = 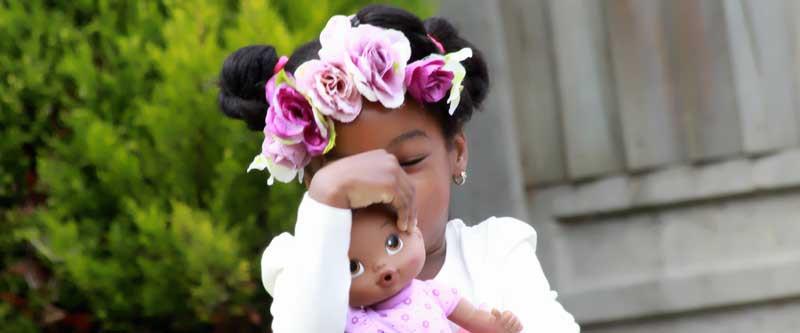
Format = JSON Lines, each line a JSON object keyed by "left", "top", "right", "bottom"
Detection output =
{"left": 0, "top": 0, "right": 434, "bottom": 331}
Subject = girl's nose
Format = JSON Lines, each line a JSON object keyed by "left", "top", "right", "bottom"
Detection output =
{"left": 377, "top": 267, "right": 398, "bottom": 288}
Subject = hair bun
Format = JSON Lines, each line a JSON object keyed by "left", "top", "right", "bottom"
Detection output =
{"left": 218, "top": 45, "right": 278, "bottom": 131}
{"left": 423, "top": 17, "right": 490, "bottom": 108}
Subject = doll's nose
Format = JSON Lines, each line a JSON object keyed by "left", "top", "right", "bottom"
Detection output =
{"left": 377, "top": 267, "right": 398, "bottom": 288}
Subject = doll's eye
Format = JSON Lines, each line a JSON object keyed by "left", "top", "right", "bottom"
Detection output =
{"left": 385, "top": 234, "right": 403, "bottom": 255}
{"left": 350, "top": 260, "right": 364, "bottom": 278}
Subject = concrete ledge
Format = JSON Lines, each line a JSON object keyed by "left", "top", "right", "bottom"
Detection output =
{"left": 548, "top": 148, "right": 800, "bottom": 220}
{"left": 560, "top": 253, "right": 800, "bottom": 324}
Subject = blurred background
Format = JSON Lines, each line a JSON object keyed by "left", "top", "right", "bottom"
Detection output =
{"left": 3, "top": 0, "right": 800, "bottom": 332}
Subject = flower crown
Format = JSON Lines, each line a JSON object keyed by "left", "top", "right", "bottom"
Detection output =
{"left": 248, "top": 15, "right": 473, "bottom": 185}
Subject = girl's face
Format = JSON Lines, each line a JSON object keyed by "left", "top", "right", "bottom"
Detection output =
{"left": 348, "top": 207, "right": 426, "bottom": 307}
{"left": 325, "top": 100, "right": 468, "bottom": 256}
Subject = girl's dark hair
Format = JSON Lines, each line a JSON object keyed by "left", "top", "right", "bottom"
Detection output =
{"left": 218, "top": 5, "right": 489, "bottom": 137}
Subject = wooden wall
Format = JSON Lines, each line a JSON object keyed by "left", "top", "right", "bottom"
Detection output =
{"left": 500, "top": 0, "right": 800, "bottom": 187}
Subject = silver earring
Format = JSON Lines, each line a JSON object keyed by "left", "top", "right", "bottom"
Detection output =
{"left": 453, "top": 171, "right": 467, "bottom": 185}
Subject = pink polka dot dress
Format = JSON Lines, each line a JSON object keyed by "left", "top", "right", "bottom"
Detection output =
{"left": 345, "top": 279, "right": 461, "bottom": 333}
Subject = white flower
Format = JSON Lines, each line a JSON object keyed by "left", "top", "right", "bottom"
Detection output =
{"left": 441, "top": 48, "right": 473, "bottom": 115}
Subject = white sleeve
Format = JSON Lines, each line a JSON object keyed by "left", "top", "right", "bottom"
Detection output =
{"left": 499, "top": 239, "right": 580, "bottom": 333}
{"left": 261, "top": 193, "right": 352, "bottom": 332}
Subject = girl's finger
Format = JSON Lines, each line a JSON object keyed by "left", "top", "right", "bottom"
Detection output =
{"left": 392, "top": 199, "right": 408, "bottom": 231}
{"left": 393, "top": 169, "right": 415, "bottom": 231}
{"left": 408, "top": 188, "right": 418, "bottom": 231}
{"left": 391, "top": 184, "right": 411, "bottom": 231}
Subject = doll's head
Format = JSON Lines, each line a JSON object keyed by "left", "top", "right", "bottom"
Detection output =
{"left": 347, "top": 205, "right": 426, "bottom": 308}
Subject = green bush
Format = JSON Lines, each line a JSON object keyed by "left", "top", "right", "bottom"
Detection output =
{"left": 0, "top": 1, "right": 432, "bottom": 331}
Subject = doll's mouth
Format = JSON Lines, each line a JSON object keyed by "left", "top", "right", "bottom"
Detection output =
{"left": 378, "top": 271, "right": 409, "bottom": 296}
{"left": 371, "top": 279, "right": 415, "bottom": 311}
{"left": 377, "top": 268, "right": 400, "bottom": 288}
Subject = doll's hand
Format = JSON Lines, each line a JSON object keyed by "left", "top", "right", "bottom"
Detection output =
{"left": 491, "top": 309, "right": 523, "bottom": 333}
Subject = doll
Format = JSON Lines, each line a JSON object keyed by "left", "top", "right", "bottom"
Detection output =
{"left": 345, "top": 206, "right": 523, "bottom": 333}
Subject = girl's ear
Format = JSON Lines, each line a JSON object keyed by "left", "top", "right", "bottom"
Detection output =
{"left": 450, "top": 131, "right": 468, "bottom": 176}
{"left": 302, "top": 165, "right": 314, "bottom": 188}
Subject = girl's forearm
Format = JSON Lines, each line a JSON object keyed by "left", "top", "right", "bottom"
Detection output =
{"left": 265, "top": 193, "right": 353, "bottom": 332}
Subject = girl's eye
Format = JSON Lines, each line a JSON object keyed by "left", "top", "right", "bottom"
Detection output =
{"left": 399, "top": 155, "right": 426, "bottom": 167}
{"left": 385, "top": 234, "right": 404, "bottom": 255}
{"left": 350, "top": 260, "right": 364, "bottom": 278}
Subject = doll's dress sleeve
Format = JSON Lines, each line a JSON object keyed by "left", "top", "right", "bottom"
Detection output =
{"left": 422, "top": 279, "right": 462, "bottom": 317}
{"left": 261, "top": 192, "right": 353, "bottom": 332}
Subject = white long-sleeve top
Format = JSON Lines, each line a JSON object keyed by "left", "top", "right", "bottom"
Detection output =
{"left": 261, "top": 193, "right": 580, "bottom": 332}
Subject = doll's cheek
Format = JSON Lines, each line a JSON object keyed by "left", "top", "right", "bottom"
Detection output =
{"left": 349, "top": 279, "right": 374, "bottom": 307}
{"left": 407, "top": 247, "right": 426, "bottom": 270}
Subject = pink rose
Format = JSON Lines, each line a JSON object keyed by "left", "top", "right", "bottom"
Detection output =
{"left": 303, "top": 124, "right": 328, "bottom": 156}
{"left": 263, "top": 73, "right": 331, "bottom": 164}
{"left": 339, "top": 24, "right": 411, "bottom": 109}
{"left": 318, "top": 15, "right": 352, "bottom": 65}
{"left": 261, "top": 131, "right": 310, "bottom": 171}
{"left": 264, "top": 78, "right": 316, "bottom": 143}
{"left": 295, "top": 60, "right": 362, "bottom": 123}
{"left": 404, "top": 57, "right": 454, "bottom": 103}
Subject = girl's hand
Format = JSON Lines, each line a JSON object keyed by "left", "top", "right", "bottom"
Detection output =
{"left": 491, "top": 309, "right": 523, "bottom": 333}
{"left": 308, "top": 149, "right": 417, "bottom": 231}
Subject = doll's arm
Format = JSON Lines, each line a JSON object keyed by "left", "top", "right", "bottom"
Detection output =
{"left": 448, "top": 298, "right": 523, "bottom": 333}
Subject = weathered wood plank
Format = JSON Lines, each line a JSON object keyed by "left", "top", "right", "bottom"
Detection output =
{"left": 439, "top": 0, "right": 530, "bottom": 222}
{"left": 724, "top": 0, "right": 799, "bottom": 154}
{"left": 499, "top": 0, "right": 565, "bottom": 186}
{"left": 548, "top": 0, "right": 623, "bottom": 180}
{"left": 606, "top": 0, "right": 685, "bottom": 171}
{"left": 666, "top": 0, "right": 743, "bottom": 162}
{"left": 789, "top": 0, "right": 800, "bottom": 142}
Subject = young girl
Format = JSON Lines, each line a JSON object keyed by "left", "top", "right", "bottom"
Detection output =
{"left": 218, "top": 5, "right": 579, "bottom": 332}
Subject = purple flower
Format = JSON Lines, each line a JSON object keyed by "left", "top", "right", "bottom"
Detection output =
{"left": 331, "top": 23, "right": 411, "bottom": 108}
{"left": 295, "top": 59, "right": 362, "bottom": 123}
{"left": 318, "top": 15, "right": 352, "bottom": 64}
{"left": 404, "top": 57, "right": 454, "bottom": 103}
{"left": 264, "top": 79, "right": 315, "bottom": 143}
{"left": 245, "top": 131, "right": 309, "bottom": 185}
{"left": 249, "top": 72, "right": 334, "bottom": 184}
{"left": 261, "top": 131, "right": 310, "bottom": 171}
{"left": 303, "top": 124, "right": 328, "bottom": 156}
